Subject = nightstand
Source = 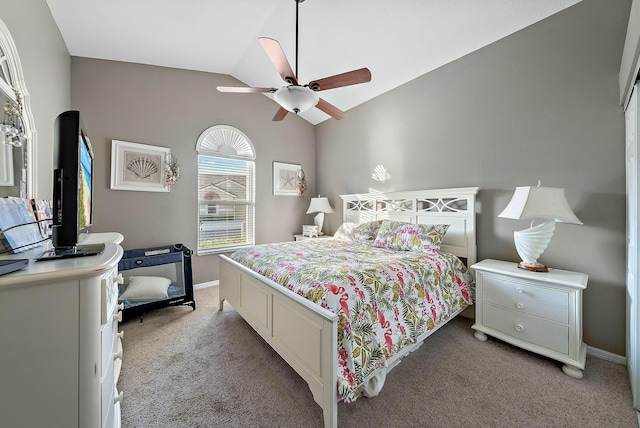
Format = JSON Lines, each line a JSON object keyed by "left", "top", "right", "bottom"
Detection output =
{"left": 294, "top": 234, "right": 333, "bottom": 241}
{"left": 471, "top": 259, "right": 588, "bottom": 379}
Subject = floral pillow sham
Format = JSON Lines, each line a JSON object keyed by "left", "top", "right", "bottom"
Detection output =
{"left": 333, "top": 222, "right": 358, "bottom": 241}
{"left": 334, "top": 220, "right": 382, "bottom": 245}
{"left": 372, "top": 220, "right": 449, "bottom": 253}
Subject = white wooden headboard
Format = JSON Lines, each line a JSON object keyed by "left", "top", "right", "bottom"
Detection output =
{"left": 340, "top": 187, "right": 480, "bottom": 266}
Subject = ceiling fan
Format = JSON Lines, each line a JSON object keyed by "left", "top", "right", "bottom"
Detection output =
{"left": 216, "top": 0, "right": 372, "bottom": 121}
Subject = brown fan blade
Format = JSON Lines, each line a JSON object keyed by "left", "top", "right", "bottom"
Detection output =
{"left": 308, "top": 68, "right": 371, "bottom": 91}
{"left": 316, "top": 98, "right": 346, "bottom": 120}
{"left": 217, "top": 86, "right": 274, "bottom": 93}
{"left": 258, "top": 38, "right": 297, "bottom": 85}
{"left": 272, "top": 107, "right": 289, "bottom": 121}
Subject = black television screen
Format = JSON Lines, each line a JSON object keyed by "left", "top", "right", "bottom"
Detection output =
{"left": 39, "top": 110, "right": 103, "bottom": 260}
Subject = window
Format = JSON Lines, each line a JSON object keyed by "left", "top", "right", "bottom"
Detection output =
{"left": 196, "top": 125, "right": 255, "bottom": 254}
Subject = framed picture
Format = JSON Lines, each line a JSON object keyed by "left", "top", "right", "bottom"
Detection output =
{"left": 111, "top": 140, "right": 170, "bottom": 192}
{"left": 273, "top": 161, "right": 301, "bottom": 196}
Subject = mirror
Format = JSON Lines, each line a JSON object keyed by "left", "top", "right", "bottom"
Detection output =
{"left": 0, "top": 18, "right": 35, "bottom": 198}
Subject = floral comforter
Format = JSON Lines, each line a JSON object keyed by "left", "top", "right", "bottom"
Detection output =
{"left": 230, "top": 238, "right": 474, "bottom": 403}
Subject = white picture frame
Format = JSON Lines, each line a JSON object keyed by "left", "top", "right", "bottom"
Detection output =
{"left": 110, "top": 140, "right": 170, "bottom": 192}
{"left": 273, "top": 161, "right": 301, "bottom": 196}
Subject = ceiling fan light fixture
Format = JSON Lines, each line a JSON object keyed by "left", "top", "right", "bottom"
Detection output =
{"left": 274, "top": 85, "right": 319, "bottom": 114}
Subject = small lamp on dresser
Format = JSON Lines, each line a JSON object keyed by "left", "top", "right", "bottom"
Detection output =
{"left": 306, "top": 196, "right": 333, "bottom": 235}
{"left": 499, "top": 182, "right": 582, "bottom": 272}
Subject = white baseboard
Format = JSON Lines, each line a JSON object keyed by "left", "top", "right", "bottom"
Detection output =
{"left": 194, "top": 280, "right": 218, "bottom": 290}
{"left": 587, "top": 345, "right": 626, "bottom": 365}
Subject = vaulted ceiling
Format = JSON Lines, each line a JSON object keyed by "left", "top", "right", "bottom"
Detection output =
{"left": 46, "top": 0, "right": 581, "bottom": 124}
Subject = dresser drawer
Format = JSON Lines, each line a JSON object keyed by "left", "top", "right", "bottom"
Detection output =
{"left": 102, "top": 353, "right": 115, "bottom": 427}
{"left": 105, "top": 387, "right": 122, "bottom": 428}
{"left": 481, "top": 274, "right": 569, "bottom": 321}
{"left": 483, "top": 303, "right": 569, "bottom": 354}
{"left": 102, "top": 385, "right": 115, "bottom": 428}
{"left": 101, "top": 268, "right": 122, "bottom": 325}
{"left": 114, "top": 335, "right": 123, "bottom": 383}
{"left": 101, "top": 317, "right": 120, "bottom": 377}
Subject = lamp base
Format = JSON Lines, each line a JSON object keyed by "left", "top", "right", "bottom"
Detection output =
{"left": 517, "top": 261, "right": 549, "bottom": 272}
{"left": 314, "top": 212, "right": 325, "bottom": 236}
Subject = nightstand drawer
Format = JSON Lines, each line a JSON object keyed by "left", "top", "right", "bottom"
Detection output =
{"left": 482, "top": 275, "right": 568, "bottom": 314}
{"left": 483, "top": 288, "right": 568, "bottom": 324}
{"left": 483, "top": 303, "right": 569, "bottom": 354}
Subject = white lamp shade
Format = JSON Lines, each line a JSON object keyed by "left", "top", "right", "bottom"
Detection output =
{"left": 274, "top": 86, "right": 319, "bottom": 114}
{"left": 306, "top": 197, "right": 333, "bottom": 214}
{"left": 498, "top": 186, "right": 582, "bottom": 224}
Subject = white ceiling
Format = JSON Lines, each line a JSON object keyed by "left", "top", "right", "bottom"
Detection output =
{"left": 45, "top": 0, "right": 580, "bottom": 125}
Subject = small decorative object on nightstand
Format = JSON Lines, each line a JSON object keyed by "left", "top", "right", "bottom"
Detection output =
{"left": 302, "top": 224, "right": 319, "bottom": 238}
{"left": 294, "top": 234, "right": 333, "bottom": 242}
{"left": 471, "top": 259, "right": 588, "bottom": 379}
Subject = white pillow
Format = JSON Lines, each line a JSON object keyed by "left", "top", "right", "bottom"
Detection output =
{"left": 119, "top": 276, "right": 171, "bottom": 302}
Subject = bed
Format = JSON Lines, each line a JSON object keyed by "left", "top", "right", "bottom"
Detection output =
{"left": 218, "top": 187, "right": 479, "bottom": 428}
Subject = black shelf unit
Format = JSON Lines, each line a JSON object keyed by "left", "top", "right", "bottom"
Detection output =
{"left": 118, "top": 243, "right": 196, "bottom": 321}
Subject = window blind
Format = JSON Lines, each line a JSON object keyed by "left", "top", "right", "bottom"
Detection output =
{"left": 197, "top": 154, "right": 255, "bottom": 253}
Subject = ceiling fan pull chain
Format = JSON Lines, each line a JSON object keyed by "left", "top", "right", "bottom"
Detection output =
{"left": 295, "top": 0, "right": 300, "bottom": 81}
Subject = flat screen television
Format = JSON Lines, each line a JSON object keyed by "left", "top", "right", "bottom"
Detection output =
{"left": 38, "top": 110, "right": 104, "bottom": 260}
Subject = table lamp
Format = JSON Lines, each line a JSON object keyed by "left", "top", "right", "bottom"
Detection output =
{"left": 306, "top": 196, "right": 333, "bottom": 235}
{"left": 499, "top": 183, "right": 582, "bottom": 272}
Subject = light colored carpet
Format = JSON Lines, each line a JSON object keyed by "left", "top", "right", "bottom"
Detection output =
{"left": 118, "top": 286, "right": 638, "bottom": 427}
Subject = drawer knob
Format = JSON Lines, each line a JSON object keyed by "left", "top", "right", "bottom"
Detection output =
{"left": 117, "top": 331, "right": 124, "bottom": 339}
{"left": 114, "top": 391, "right": 124, "bottom": 404}
{"left": 117, "top": 303, "right": 125, "bottom": 311}
{"left": 515, "top": 324, "right": 524, "bottom": 332}
{"left": 114, "top": 273, "right": 124, "bottom": 285}
{"left": 114, "top": 350, "right": 123, "bottom": 361}
{"left": 516, "top": 288, "right": 524, "bottom": 294}
{"left": 516, "top": 303, "right": 524, "bottom": 309}
{"left": 113, "top": 311, "right": 123, "bottom": 323}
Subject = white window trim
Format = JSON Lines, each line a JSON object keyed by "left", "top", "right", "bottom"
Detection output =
{"left": 196, "top": 125, "right": 256, "bottom": 255}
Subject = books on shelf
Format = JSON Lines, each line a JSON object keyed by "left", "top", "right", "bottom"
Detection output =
{"left": 0, "top": 197, "right": 52, "bottom": 254}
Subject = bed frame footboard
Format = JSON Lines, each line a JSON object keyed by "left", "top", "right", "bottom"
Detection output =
{"left": 219, "top": 255, "right": 339, "bottom": 428}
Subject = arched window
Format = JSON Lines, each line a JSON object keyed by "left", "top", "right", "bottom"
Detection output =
{"left": 196, "top": 125, "right": 255, "bottom": 254}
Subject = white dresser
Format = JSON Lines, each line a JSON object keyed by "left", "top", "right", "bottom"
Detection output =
{"left": 471, "top": 259, "right": 588, "bottom": 379}
{"left": 0, "top": 233, "right": 124, "bottom": 427}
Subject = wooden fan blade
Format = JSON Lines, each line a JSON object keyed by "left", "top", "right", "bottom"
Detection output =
{"left": 272, "top": 107, "right": 289, "bottom": 121}
{"left": 258, "top": 38, "right": 297, "bottom": 85}
{"left": 308, "top": 68, "right": 371, "bottom": 91}
{"left": 217, "top": 86, "right": 274, "bottom": 93}
{"left": 316, "top": 98, "right": 346, "bottom": 120}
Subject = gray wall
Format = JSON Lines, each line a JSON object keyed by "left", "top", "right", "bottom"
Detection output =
{"left": 316, "top": 0, "right": 630, "bottom": 355}
{"left": 70, "top": 58, "right": 316, "bottom": 284}
{"left": 1, "top": 0, "right": 632, "bottom": 355}
{"left": 0, "top": 1, "right": 70, "bottom": 199}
